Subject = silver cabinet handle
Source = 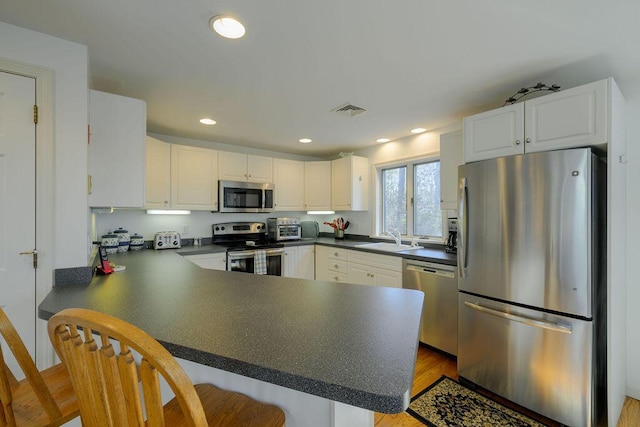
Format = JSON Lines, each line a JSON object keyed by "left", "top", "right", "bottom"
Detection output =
{"left": 464, "top": 301, "right": 572, "bottom": 334}
{"left": 515, "top": 139, "right": 521, "bottom": 145}
{"left": 525, "top": 137, "right": 531, "bottom": 143}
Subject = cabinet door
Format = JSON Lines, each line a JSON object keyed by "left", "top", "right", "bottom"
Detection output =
{"left": 171, "top": 145, "right": 218, "bottom": 210}
{"left": 331, "top": 157, "right": 351, "bottom": 210}
{"left": 145, "top": 136, "right": 171, "bottom": 209}
{"left": 370, "top": 267, "right": 402, "bottom": 288}
{"left": 284, "top": 247, "right": 299, "bottom": 278}
{"left": 88, "top": 90, "right": 146, "bottom": 207}
{"left": 304, "top": 161, "right": 332, "bottom": 211}
{"left": 439, "top": 129, "right": 463, "bottom": 210}
{"left": 347, "top": 263, "right": 372, "bottom": 286}
{"left": 273, "top": 158, "right": 305, "bottom": 211}
{"left": 463, "top": 103, "right": 524, "bottom": 163}
{"left": 247, "top": 155, "right": 273, "bottom": 183}
{"left": 296, "top": 245, "right": 316, "bottom": 279}
{"left": 524, "top": 79, "right": 608, "bottom": 153}
{"left": 331, "top": 156, "right": 369, "bottom": 211}
{"left": 218, "top": 151, "right": 248, "bottom": 181}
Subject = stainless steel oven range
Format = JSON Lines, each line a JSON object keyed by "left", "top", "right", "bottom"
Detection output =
{"left": 212, "top": 222, "right": 284, "bottom": 276}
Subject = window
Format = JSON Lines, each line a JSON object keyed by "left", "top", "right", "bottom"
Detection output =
{"left": 380, "top": 158, "right": 443, "bottom": 239}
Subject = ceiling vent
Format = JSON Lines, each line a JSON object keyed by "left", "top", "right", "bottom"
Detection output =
{"left": 332, "top": 103, "right": 367, "bottom": 117}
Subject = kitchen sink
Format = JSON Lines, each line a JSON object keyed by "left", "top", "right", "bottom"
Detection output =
{"left": 354, "top": 242, "right": 423, "bottom": 252}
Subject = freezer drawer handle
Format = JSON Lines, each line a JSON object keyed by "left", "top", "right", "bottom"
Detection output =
{"left": 464, "top": 301, "right": 572, "bottom": 334}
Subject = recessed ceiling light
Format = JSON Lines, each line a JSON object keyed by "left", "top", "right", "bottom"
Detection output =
{"left": 411, "top": 128, "right": 426, "bottom": 134}
{"left": 299, "top": 138, "right": 312, "bottom": 144}
{"left": 376, "top": 138, "right": 390, "bottom": 143}
{"left": 199, "top": 118, "right": 217, "bottom": 125}
{"left": 209, "top": 15, "right": 246, "bottom": 39}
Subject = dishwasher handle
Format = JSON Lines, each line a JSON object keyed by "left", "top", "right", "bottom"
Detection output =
{"left": 405, "top": 263, "right": 455, "bottom": 279}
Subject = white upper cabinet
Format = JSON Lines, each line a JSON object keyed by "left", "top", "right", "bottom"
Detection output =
{"left": 464, "top": 104, "right": 524, "bottom": 162}
{"left": 304, "top": 161, "right": 332, "bottom": 211}
{"left": 439, "top": 129, "right": 463, "bottom": 211}
{"left": 331, "top": 156, "right": 369, "bottom": 211}
{"left": 145, "top": 136, "right": 170, "bottom": 209}
{"left": 464, "top": 78, "right": 611, "bottom": 163}
{"left": 170, "top": 144, "right": 218, "bottom": 210}
{"left": 273, "top": 158, "right": 305, "bottom": 211}
{"left": 524, "top": 79, "right": 608, "bottom": 153}
{"left": 88, "top": 90, "right": 146, "bottom": 207}
{"left": 218, "top": 152, "right": 273, "bottom": 183}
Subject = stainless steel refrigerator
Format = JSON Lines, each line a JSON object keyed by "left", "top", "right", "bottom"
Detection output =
{"left": 457, "top": 148, "right": 606, "bottom": 427}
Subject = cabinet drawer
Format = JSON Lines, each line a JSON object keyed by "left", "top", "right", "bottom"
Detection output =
{"left": 326, "top": 247, "right": 348, "bottom": 260}
{"left": 347, "top": 250, "right": 402, "bottom": 272}
{"left": 325, "top": 272, "right": 347, "bottom": 283}
{"left": 328, "top": 259, "right": 347, "bottom": 273}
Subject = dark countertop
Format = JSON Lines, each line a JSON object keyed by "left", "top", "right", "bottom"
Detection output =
{"left": 38, "top": 249, "right": 424, "bottom": 414}
{"left": 177, "top": 236, "right": 457, "bottom": 266}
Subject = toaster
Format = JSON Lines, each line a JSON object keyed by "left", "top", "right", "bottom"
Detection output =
{"left": 154, "top": 231, "right": 181, "bottom": 249}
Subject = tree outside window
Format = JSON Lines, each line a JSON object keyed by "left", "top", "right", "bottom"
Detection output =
{"left": 381, "top": 159, "right": 442, "bottom": 239}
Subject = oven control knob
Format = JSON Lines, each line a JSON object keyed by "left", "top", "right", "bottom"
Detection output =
{"left": 157, "top": 241, "right": 163, "bottom": 247}
{"left": 221, "top": 226, "right": 226, "bottom": 231}
{"left": 214, "top": 226, "right": 219, "bottom": 231}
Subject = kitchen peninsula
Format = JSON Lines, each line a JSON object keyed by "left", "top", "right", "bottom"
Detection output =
{"left": 38, "top": 248, "right": 424, "bottom": 427}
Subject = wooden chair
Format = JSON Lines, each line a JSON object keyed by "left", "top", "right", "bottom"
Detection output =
{"left": 0, "top": 307, "right": 79, "bottom": 426}
{"left": 47, "top": 308, "right": 285, "bottom": 427}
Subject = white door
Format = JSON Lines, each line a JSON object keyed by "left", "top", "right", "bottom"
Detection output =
{"left": 0, "top": 71, "right": 37, "bottom": 374}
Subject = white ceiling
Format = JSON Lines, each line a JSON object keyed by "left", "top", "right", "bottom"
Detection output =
{"left": 1, "top": 0, "right": 639, "bottom": 157}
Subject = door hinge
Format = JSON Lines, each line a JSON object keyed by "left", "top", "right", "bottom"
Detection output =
{"left": 19, "top": 249, "right": 38, "bottom": 269}
{"left": 33, "top": 105, "right": 38, "bottom": 124}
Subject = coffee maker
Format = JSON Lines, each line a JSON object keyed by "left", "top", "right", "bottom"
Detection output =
{"left": 445, "top": 218, "right": 458, "bottom": 253}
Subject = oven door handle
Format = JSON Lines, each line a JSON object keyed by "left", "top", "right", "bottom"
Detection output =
{"left": 227, "top": 248, "right": 285, "bottom": 259}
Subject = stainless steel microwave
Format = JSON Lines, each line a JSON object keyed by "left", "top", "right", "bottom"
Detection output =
{"left": 219, "top": 180, "right": 274, "bottom": 213}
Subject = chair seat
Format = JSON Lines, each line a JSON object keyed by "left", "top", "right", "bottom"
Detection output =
{"left": 10, "top": 363, "right": 79, "bottom": 427}
{"left": 163, "top": 383, "right": 285, "bottom": 427}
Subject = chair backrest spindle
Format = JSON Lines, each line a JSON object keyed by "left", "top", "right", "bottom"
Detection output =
{"left": 48, "top": 308, "right": 209, "bottom": 427}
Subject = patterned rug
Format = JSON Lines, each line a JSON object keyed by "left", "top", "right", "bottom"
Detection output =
{"left": 407, "top": 376, "right": 548, "bottom": 427}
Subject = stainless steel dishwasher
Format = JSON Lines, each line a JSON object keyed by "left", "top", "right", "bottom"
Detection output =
{"left": 403, "top": 259, "right": 458, "bottom": 356}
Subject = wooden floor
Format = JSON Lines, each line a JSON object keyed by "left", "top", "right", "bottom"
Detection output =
{"left": 374, "top": 344, "right": 640, "bottom": 427}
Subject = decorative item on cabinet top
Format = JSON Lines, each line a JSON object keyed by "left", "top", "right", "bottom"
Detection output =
{"left": 502, "top": 82, "right": 560, "bottom": 106}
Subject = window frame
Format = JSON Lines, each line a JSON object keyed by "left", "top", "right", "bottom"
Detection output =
{"left": 374, "top": 154, "right": 446, "bottom": 242}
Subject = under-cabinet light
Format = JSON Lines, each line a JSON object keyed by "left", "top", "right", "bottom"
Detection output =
{"left": 146, "top": 210, "right": 191, "bottom": 215}
{"left": 307, "top": 211, "right": 335, "bottom": 215}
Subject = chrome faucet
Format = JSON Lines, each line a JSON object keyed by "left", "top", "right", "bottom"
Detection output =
{"left": 385, "top": 228, "right": 402, "bottom": 245}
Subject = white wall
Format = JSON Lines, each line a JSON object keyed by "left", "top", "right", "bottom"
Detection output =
{"left": 94, "top": 210, "right": 323, "bottom": 242}
{"left": 0, "top": 21, "right": 89, "bottom": 268}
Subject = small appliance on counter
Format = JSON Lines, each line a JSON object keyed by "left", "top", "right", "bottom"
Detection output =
{"left": 267, "top": 217, "right": 301, "bottom": 241}
{"left": 300, "top": 221, "right": 319, "bottom": 239}
{"left": 154, "top": 231, "right": 181, "bottom": 249}
{"left": 445, "top": 218, "right": 457, "bottom": 253}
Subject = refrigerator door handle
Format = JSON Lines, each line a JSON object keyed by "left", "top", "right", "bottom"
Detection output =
{"left": 464, "top": 301, "right": 572, "bottom": 334}
{"left": 458, "top": 176, "right": 468, "bottom": 277}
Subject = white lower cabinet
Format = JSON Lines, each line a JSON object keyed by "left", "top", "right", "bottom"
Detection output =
{"left": 284, "top": 245, "right": 315, "bottom": 279}
{"left": 315, "top": 246, "right": 402, "bottom": 288}
{"left": 315, "top": 246, "right": 348, "bottom": 283}
{"left": 346, "top": 250, "right": 402, "bottom": 288}
{"left": 183, "top": 253, "right": 227, "bottom": 271}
